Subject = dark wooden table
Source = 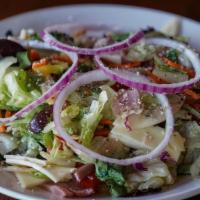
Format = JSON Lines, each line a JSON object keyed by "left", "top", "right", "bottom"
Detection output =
{"left": 0, "top": 1, "right": 199, "bottom": 200}
{"left": 0, "top": 0, "right": 200, "bottom": 21}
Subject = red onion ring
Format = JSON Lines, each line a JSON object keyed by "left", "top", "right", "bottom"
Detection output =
{"left": 41, "top": 23, "right": 144, "bottom": 55}
{"left": 0, "top": 40, "right": 78, "bottom": 124}
{"left": 124, "top": 115, "right": 132, "bottom": 131}
{"left": 95, "top": 38, "right": 200, "bottom": 93}
{"left": 54, "top": 70, "right": 174, "bottom": 165}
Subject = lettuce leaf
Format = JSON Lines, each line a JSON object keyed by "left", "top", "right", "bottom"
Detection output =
{"left": 0, "top": 60, "right": 41, "bottom": 110}
{"left": 3, "top": 69, "right": 41, "bottom": 109}
{"left": 9, "top": 105, "right": 49, "bottom": 157}
{"left": 127, "top": 41, "right": 156, "bottom": 61}
{"left": 50, "top": 137, "right": 74, "bottom": 159}
{"left": 95, "top": 160, "right": 128, "bottom": 197}
{"left": 100, "top": 85, "right": 116, "bottom": 120}
{"left": 16, "top": 51, "right": 31, "bottom": 68}
{"left": 95, "top": 160, "right": 125, "bottom": 185}
{"left": 0, "top": 57, "right": 17, "bottom": 110}
{"left": 80, "top": 90, "right": 108, "bottom": 146}
{"left": 127, "top": 160, "right": 174, "bottom": 191}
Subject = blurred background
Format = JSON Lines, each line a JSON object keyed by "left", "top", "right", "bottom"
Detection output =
{"left": 0, "top": 0, "right": 199, "bottom": 21}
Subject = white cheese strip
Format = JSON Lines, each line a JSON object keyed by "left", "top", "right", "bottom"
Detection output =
{"left": 15, "top": 172, "right": 47, "bottom": 188}
{"left": 111, "top": 125, "right": 185, "bottom": 161}
{"left": 0, "top": 166, "right": 33, "bottom": 173}
{"left": 161, "top": 17, "right": 181, "bottom": 36}
{"left": 5, "top": 159, "right": 58, "bottom": 182}
{"left": 4, "top": 155, "right": 46, "bottom": 166}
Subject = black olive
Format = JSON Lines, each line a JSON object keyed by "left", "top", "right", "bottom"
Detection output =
{"left": 0, "top": 39, "right": 25, "bottom": 57}
{"left": 29, "top": 105, "right": 53, "bottom": 134}
{"left": 5, "top": 30, "right": 13, "bottom": 37}
{"left": 142, "top": 27, "right": 155, "bottom": 34}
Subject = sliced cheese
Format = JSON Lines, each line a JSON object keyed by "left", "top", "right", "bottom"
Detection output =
{"left": 3, "top": 165, "right": 74, "bottom": 183}
{"left": 47, "top": 166, "right": 75, "bottom": 182}
{"left": 111, "top": 125, "right": 164, "bottom": 150}
{"left": 128, "top": 160, "right": 174, "bottom": 185}
{"left": 0, "top": 134, "right": 17, "bottom": 155}
{"left": 15, "top": 172, "right": 47, "bottom": 188}
{"left": 1, "top": 166, "right": 33, "bottom": 173}
{"left": 4, "top": 155, "right": 46, "bottom": 166}
{"left": 111, "top": 125, "right": 185, "bottom": 162}
{"left": 161, "top": 17, "right": 181, "bottom": 36}
{"left": 5, "top": 159, "right": 58, "bottom": 182}
{"left": 114, "top": 113, "right": 165, "bottom": 130}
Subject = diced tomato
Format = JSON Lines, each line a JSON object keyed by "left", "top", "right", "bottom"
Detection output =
{"left": 111, "top": 82, "right": 129, "bottom": 92}
{"left": 94, "top": 129, "right": 110, "bottom": 137}
{"left": 29, "top": 49, "right": 40, "bottom": 61}
{"left": 32, "top": 58, "right": 49, "bottom": 69}
{"left": 0, "top": 125, "right": 6, "bottom": 133}
{"left": 99, "top": 119, "right": 113, "bottom": 126}
{"left": 80, "top": 173, "right": 100, "bottom": 191}
{"left": 5, "top": 111, "right": 12, "bottom": 118}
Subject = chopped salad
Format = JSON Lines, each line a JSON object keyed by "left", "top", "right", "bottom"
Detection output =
{"left": 0, "top": 18, "right": 199, "bottom": 198}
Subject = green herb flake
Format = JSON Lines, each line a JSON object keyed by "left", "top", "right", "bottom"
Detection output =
{"left": 16, "top": 51, "right": 31, "bottom": 68}
{"left": 166, "top": 49, "right": 179, "bottom": 63}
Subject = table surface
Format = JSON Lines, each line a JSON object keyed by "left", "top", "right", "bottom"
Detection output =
{"left": 0, "top": 1, "right": 199, "bottom": 200}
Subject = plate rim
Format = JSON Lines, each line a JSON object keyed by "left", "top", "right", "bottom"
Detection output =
{"left": 1, "top": 3, "right": 200, "bottom": 26}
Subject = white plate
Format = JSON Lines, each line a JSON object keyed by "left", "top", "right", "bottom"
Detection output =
{"left": 0, "top": 4, "right": 200, "bottom": 200}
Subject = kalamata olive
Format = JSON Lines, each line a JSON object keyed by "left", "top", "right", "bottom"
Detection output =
{"left": 0, "top": 39, "right": 25, "bottom": 57}
{"left": 142, "top": 27, "right": 155, "bottom": 34}
{"left": 5, "top": 30, "right": 13, "bottom": 37}
{"left": 29, "top": 105, "right": 53, "bottom": 133}
{"left": 74, "top": 164, "right": 95, "bottom": 182}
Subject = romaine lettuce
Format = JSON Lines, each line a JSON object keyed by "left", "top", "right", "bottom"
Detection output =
{"left": 127, "top": 41, "right": 156, "bottom": 61}
{"left": 127, "top": 160, "right": 174, "bottom": 191}
{"left": 80, "top": 90, "right": 108, "bottom": 146}
{"left": 95, "top": 160, "right": 128, "bottom": 197}
{"left": 3, "top": 69, "right": 41, "bottom": 109}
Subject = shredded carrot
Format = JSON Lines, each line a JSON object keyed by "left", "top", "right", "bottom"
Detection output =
{"left": 29, "top": 49, "right": 40, "bottom": 61}
{"left": 5, "top": 111, "right": 12, "bottom": 118}
{"left": 0, "top": 110, "right": 14, "bottom": 133}
{"left": 100, "top": 119, "right": 113, "bottom": 126}
{"left": 117, "top": 61, "right": 141, "bottom": 69}
{"left": 145, "top": 71, "right": 168, "bottom": 84}
{"left": 146, "top": 71, "right": 200, "bottom": 100}
{"left": 94, "top": 129, "right": 110, "bottom": 137}
{"left": 0, "top": 125, "right": 6, "bottom": 133}
{"left": 184, "top": 89, "right": 200, "bottom": 100}
{"left": 51, "top": 54, "right": 72, "bottom": 65}
{"left": 103, "top": 59, "right": 141, "bottom": 69}
{"left": 32, "top": 58, "right": 49, "bottom": 69}
{"left": 162, "top": 57, "right": 195, "bottom": 78}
